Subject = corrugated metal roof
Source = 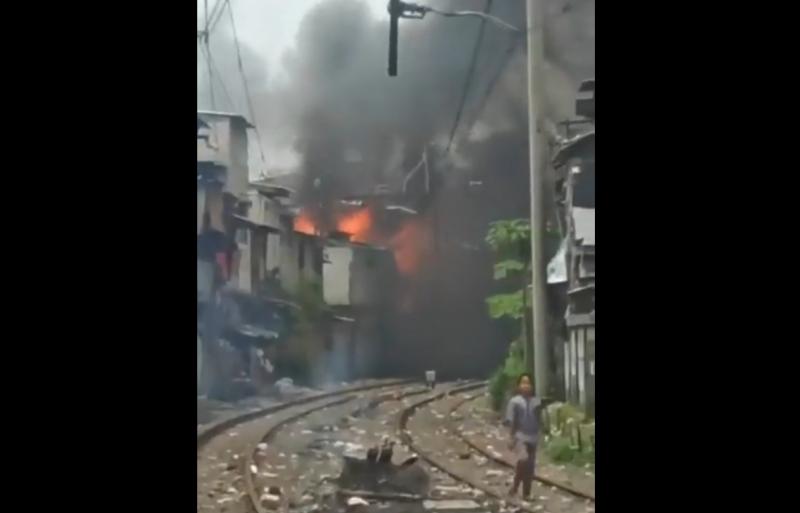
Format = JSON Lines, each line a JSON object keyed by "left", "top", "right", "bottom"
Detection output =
{"left": 232, "top": 214, "right": 282, "bottom": 234}
{"left": 553, "top": 130, "right": 595, "bottom": 167}
{"left": 250, "top": 181, "right": 295, "bottom": 198}
{"left": 572, "top": 207, "right": 595, "bottom": 247}
{"left": 197, "top": 110, "right": 255, "bottom": 129}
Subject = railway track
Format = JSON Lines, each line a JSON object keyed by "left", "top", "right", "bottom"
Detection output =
{"left": 399, "top": 385, "right": 595, "bottom": 513}
{"left": 446, "top": 392, "right": 596, "bottom": 502}
{"left": 198, "top": 380, "right": 594, "bottom": 513}
{"left": 197, "top": 379, "right": 417, "bottom": 513}
{"left": 242, "top": 381, "right": 446, "bottom": 512}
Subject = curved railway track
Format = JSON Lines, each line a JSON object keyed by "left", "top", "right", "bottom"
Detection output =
{"left": 446, "top": 391, "right": 596, "bottom": 502}
{"left": 198, "top": 380, "right": 594, "bottom": 513}
{"left": 399, "top": 384, "right": 595, "bottom": 513}
{"left": 198, "top": 379, "right": 417, "bottom": 513}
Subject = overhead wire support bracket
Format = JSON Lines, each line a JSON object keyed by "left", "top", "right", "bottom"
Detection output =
{"left": 387, "top": 1, "right": 522, "bottom": 77}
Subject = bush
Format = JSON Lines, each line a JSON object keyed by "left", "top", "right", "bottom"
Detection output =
{"left": 488, "top": 339, "right": 526, "bottom": 411}
{"left": 544, "top": 433, "right": 595, "bottom": 466}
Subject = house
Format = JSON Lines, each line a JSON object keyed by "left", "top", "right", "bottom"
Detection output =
{"left": 549, "top": 81, "right": 595, "bottom": 417}
{"left": 197, "top": 111, "right": 256, "bottom": 397}
{"left": 197, "top": 111, "right": 254, "bottom": 299}
{"left": 232, "top": 182, "right": 289, "bottom": 295}
{"left": 321, "top": 238, "right": 397, "bottom": 381}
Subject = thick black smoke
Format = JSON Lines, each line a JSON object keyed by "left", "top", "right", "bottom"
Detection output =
{"left": 199, "top": 0, "right": 595, "bottom": 377}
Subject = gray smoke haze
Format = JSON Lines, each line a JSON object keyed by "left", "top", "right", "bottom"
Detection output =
{"left": 198, "top": 0, "right": 595, "bottom": 183}
{"left": 197, "top": 0, "right": 594, "bottom": 377}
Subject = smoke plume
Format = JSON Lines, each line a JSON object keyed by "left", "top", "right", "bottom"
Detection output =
{"left": 199, "top": 0, "right": 595, "bottom": 377}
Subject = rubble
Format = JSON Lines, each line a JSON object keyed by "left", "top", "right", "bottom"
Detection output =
{"left": 422, "top": 499, "right": 482, "bottom": 511}
{"left": 259, "top": 493, "right": 281, "bottom": 509}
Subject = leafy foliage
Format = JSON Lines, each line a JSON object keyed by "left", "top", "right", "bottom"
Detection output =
{"left": 486, "top": 218, "right": 535, "bottom": 409}
{"left": 485, "top": 219, "right": 531, "bottom": 255}
{"left": 493, "top": 259, "right": 525, "bottom": 280}
{"left": 488, "top": 339, "right": 526, "bottom": 410}
{"left": 486, "top": 291, "right": 524, "bottom": 320}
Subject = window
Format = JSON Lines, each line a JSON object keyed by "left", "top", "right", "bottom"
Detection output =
{"left": 235, "top": 228, "right": 249, "bottom": 245}
{"left": 578, "top": 255, "right": 595, "bottom": 278}
{"left": 572, "top": 160, "right": 595, "bottom": 208}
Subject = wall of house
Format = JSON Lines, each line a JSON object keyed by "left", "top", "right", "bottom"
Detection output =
{"left": 279, "top": 232, "right": 322, "bottom": 295}
{"left": 236, "top": 227, "right": 251, "bottom": 293}
{"left": 279, "top": 234, "right": 300, "bottom": 295}
{"left": 564, "top": 324, "right": 595, "bottom": 418}
{"left": 197, "top": 116, "right": 249, "bottom": 200}
{"left": 266, "top": 233, "right": 281, "bottom": 272}
{"left": 323, "top": 246, "right": 353, "bottom": 306}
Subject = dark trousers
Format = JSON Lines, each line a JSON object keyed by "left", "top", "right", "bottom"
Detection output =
{"left": 512, "top": 442, "right": 537, "bottom": 498}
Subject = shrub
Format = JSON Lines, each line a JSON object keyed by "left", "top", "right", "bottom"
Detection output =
{"left": 488, "top": 339, "right": 526, "bottom": 411}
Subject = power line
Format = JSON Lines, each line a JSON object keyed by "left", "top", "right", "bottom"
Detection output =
{"left": 463, "top": 31, "right": 524, "bottom": 138}
{"left": 203, "top": 0, "right": 215, "bottom": 109}
{"left": 206, "top": 48, "right": 235, "bottom": 111}
{"left": 207, "top": 0, "right": 227, "bottom": 33}
{"left": 444, "top": 0, "right": 493, "bottom": 154}
{"left": 226, "top": 0, "right": 267, "bottom": 167}
{"left": 425, "top": 5, "right": 522, "bottom": 33}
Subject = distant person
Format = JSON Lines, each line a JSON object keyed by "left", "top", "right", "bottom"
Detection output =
{"left": 505, "top": 373, "right": 546, "bottom": 500}
{"left": 425, "top": 370, "right": 436, "bottom": 389}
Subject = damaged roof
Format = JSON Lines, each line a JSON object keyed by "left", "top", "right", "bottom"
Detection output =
{"left": 232, "top": 214, "right": 282, "bottom": 234}
{"left": 553, "top": 130, "right": 595, "bottom": 168}
{"left": 197, "top": 110, "right": 255, "bottom": 129}
{"left": 250, "top": 180, "right": 295, "bottom": 198}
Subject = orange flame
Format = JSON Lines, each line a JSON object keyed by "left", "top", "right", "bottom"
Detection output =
{"left": 294, "top": 213, "right": 317, "bottom": 235}
{"left": 336, "top": 208, "right": 372, "bottom": 243}
{"left": 390, "top": 219, "right": 426, "bottom": 276}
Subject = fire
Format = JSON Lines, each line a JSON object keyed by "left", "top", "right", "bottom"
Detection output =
{"left": 390, "top": 219, "right": 426, "bottom": 276}
{"left": 294, "top": 213, "right": 317, "bottom": 235}
{"left": 336, "top": 208, "right": 372, "bottom": 243}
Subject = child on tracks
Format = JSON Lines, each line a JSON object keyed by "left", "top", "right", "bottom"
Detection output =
{"left": 505, "top": 373, "right": 546, "bottom": 500}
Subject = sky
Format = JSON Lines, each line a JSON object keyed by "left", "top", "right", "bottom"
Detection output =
{"left": 198, "top": 0, "right": 386, "bottom": 84}
{"left": 198, "top": 0, "right": 390, "bottom": 174}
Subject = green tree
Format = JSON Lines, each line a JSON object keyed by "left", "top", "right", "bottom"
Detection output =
{"left": 485, "top": 219, "right": 534, "bottom": 409}
{"left": 485, "top": 219, "right": 532, "bottom": 362}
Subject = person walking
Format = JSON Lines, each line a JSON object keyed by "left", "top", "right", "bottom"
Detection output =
{"left": 505, "top": 373, "right": 545, "bottom": 500}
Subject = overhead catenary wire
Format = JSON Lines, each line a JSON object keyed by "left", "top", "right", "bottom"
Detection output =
{"left": 203, "top": 0, "right": 216, "bottom": 109}
{"left": 207, "top": 0, "right": 228, "bottom": 34}
{"left": 444, "top": 0, "right": 493, "bottom": 155}
{"left": 425, "top": 6, "right": 523, "bottom": 33}
{"left": 463, "top": 30, "right": 524, "bottom": 138}
{"left": 205, "top": 45, "right": 235, "bottom": 111}
{"left": 225, "top": 0, "right": 267, "bottom": 166}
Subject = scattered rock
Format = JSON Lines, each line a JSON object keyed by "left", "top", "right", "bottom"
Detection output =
{"left": 347, "top": 497, "right": 369, "bottom": 506}
{"left": 259, "top": 493, "right": 281, "bottom": 509}
{"left": 471, "top": 489, "right": 485, "bottom": 498}
{"left": 434, "top": 485, "right": 462, "bottom": 496}
{"left": 422, "top": 499, "right": 482, "bottom": 511}
{"left": 257, "top": 443, "right": 268, "bottom": 451}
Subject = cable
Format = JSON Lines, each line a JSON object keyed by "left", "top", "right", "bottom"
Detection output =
{"left": 226, "top": 0, "right": 267, "bottom": 166}
{"left": 463, "top": 31, "right": 524, "bottom": 138}
{"left": 426, "top": 6, "right": 523, "bottom": 33}
{"left": 208, "top": 0, "right": 229, "bottom": 34}
{"left": 207, "top": 49, "right": 235, "bottom": 112}
{"left": 203, "top": 0, "right": 216, "bottom": 109}
{"left": 444, "top": 0, "right": 493, "bottom": 154}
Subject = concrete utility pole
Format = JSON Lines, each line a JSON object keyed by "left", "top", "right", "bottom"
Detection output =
{"left": 526, "top": 0, "right": 550, "bottom": 395}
